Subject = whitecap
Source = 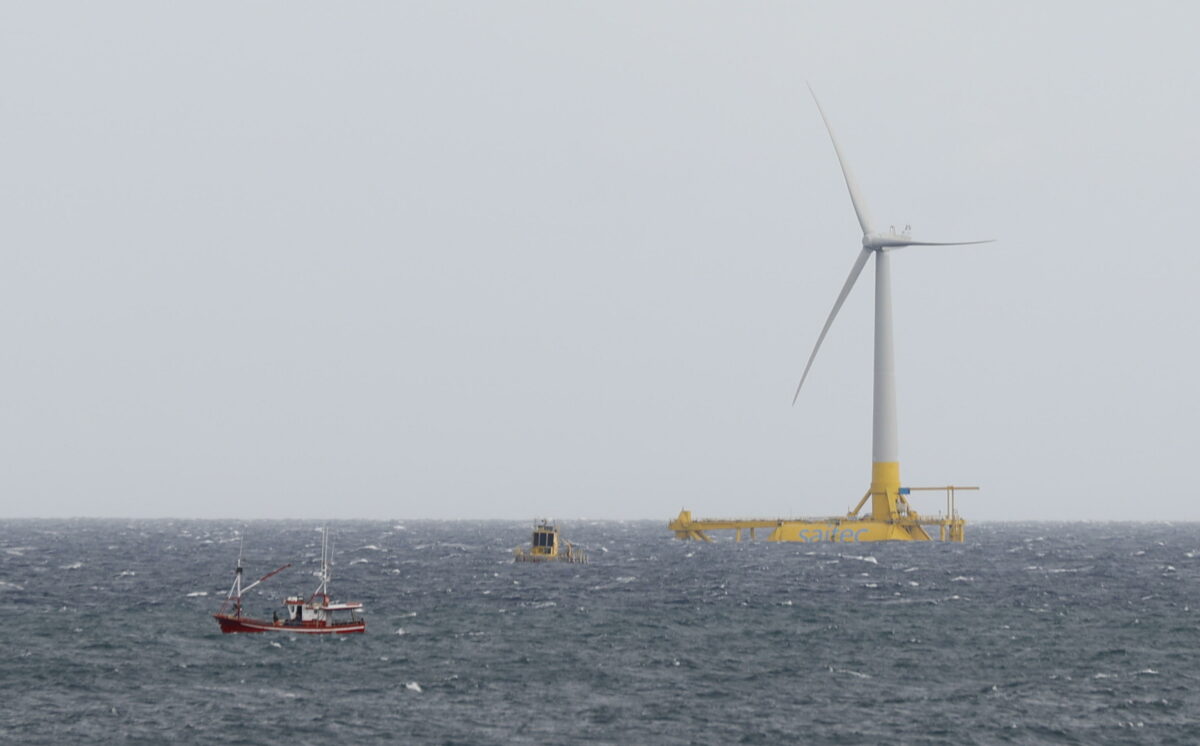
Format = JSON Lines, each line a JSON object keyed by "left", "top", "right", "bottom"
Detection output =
{"left": 186, "top": 591, "right": 209, "bottom": 597}
{"left": 902, "top": 566, "right": 919, "bottom": 573}
{"left": 951, "top": 576, "right": 974, "bottom": 582}
{"left": 405, "top": 682, "right": 422, "bottom": 693}
{"left": 395, "top": 628, "right": 406, "bottom": 636}
{"left": 61, "top": 562, "right": 84, "bottom": 570}
{"left": 830, "top": 667, "right": 871, "bottom": 679}
{"left": 350, "top": 558, "right": 369, "bottom": 565}
{"left": 841, "top": 554, "right": 877, "bottom": 564}
{"left": 269, "top": 641, "right": 282, "bottom": 649}
{"left": 117, "top": 570, "right": 136, "bottom": 577}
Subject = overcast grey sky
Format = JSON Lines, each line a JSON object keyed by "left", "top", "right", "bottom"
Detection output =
{"left": 2, "top": 2, "right": 1197, "bottom": 520}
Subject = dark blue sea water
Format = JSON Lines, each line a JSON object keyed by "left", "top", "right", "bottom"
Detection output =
{"left": 2, "top": 520, "right": 1198, "bottom": 744}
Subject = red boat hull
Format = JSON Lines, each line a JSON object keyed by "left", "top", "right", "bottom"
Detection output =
{"left": 213, "top": 614, "right": 365, "bottom": 635}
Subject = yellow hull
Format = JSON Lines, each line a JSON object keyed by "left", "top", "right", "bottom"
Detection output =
{"left": 513, "top": 549, "right": 587, "bottom": 563}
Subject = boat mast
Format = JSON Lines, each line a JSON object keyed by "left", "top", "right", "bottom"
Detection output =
{"left": 218, "top": 533, "right": 290, "bottom": 618}
{"left": 312, "top": 527, "right": 330, "bottom": 601}
{"left": 223, "top": 535, "right": 246, "bottom": 616}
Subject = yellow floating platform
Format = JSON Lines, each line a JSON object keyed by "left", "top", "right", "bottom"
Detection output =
{"left": 668, "top": 486, "right": 973, "bottom": 543}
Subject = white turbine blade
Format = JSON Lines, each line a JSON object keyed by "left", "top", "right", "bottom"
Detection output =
{"left": 808, "top": 83, "right": 873, "bottom": 235}
{"left": 896, "top": 239, "right": 996, "bottom": 247}
{"left": 793, "top": 247, "right": 872, "bottom": 405}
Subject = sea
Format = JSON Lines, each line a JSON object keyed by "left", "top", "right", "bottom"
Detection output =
{"left": 1, "top": 520, "right": 1198, "bottom": 745}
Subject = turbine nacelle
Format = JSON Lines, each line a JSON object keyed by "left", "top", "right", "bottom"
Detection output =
{"left": 863, "top": 227, "right": 914, "bottom": 251}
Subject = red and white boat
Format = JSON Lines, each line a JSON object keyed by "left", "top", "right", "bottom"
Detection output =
{"left": 214, "top": 529, "right": 366, "bottom": 635}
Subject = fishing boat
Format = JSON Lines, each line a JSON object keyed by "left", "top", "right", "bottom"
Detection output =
{"left": 213, "top": 529, "right": 365, "bottom": 634}
{"left": 513, "top": 520, "right": 587, "bottom": 564}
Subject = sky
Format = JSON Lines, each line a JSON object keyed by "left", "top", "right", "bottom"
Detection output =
{"left": 2, "top": 2, "right": 1198, "bottom": 521}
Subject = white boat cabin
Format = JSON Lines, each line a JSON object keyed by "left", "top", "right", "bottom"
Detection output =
{"left": 284, "top": 596, "right": 364, "bottom": 625}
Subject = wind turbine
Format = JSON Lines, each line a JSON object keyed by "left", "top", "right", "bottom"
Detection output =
{"left": 795, "top": 85, "right": 993, "bottom": 532}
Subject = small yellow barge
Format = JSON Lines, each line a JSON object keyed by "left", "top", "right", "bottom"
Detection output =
{"left": 514, "top": 520, "right": 587, "bottom": 563}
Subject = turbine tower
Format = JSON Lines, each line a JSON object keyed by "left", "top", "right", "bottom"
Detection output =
{"left": 794, "top": 85, "right": 992, "bottom": 535}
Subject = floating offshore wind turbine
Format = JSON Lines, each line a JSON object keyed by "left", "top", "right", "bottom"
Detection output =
{"left": 794, "top": 85, "right": 993, "bottom": 529}
{"left": 665, "top": 86, "right": 990, "bottom": 543}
